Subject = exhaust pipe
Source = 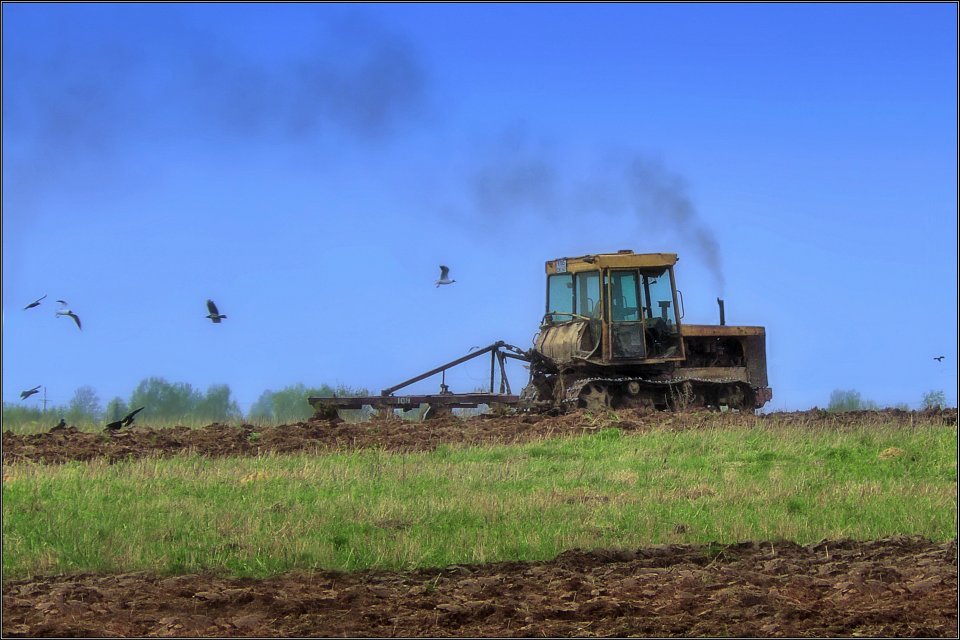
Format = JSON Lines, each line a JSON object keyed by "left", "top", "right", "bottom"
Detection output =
{"left": 717, "top": 298, "right": 726, "bottom": 326}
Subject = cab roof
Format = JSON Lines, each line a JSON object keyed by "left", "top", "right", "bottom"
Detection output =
{"left": 545, "top": 250, "right": 678, "bottom": 274}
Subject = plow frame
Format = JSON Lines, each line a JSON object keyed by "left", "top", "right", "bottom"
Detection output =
{"left": 307, "top": 341, "right": 530, "bottom": 415}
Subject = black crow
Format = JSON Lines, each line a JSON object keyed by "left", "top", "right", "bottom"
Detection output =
{"left": 934, "top": 356, "right": 945, "bottom": 362}
{"left": 23, "top": 295, "right": 46, "bottom": 310}
{"left": 53, "top": 418, "right": 66, "bottom": 430}
{"left": 206, "top": 299, "right": 227, "bottom": 323}
{"left": 20, "top": 385, "right": 41, "bottom": 400}
{"left": 105, "top": 406, "right": 145, "bottom": 431}
{"left": 122, "top": 406, "right": 144, "bottom": 427}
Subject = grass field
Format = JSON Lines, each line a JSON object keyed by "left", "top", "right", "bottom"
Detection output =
{"left": 3, "top": 418, "right": 956, "bottom": 581}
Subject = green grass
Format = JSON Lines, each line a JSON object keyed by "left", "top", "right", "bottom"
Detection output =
{"left": 2, "top": 421, "right": 956, "bottom": 581}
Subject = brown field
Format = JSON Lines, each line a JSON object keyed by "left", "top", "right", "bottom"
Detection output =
{"left": 4, "top": 406, "right": 957, "bottom": 464}
{"left": 3, "top": 408, "right": 957, "bottom": 637}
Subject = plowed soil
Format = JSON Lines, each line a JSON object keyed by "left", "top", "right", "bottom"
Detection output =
{"left": 4, "top": 407, "right": 957, "bottom": 465}
{"left": 2, "top": 537, "right": 955, "bottom": 637}
{"left": 3, "top": 408, "right": 957, "bottom": 637}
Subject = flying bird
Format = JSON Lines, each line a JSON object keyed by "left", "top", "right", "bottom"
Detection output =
{"left": 55, "top": 302, "right": 82, "bottom": 330}
{"left": 934, "top": 356, "right": 945, "bottom": 362}
{"left": 20, "top": 385, "right": 41, "bottom": 400}
{"left": 435, "top": 265, "right": 456, "bottom": 287}
{"left": 206, "top": 299, "right": 227, "bottom": 323}
{"left": 23, "top": 295, "right": 47, "bottom": 310}
{"left": 105, "top": 406, "right": 145, "bottom": 431}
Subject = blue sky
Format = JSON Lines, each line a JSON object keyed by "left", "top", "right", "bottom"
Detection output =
{"left": 3, "top": 2, "right": 957, "bottom": 415}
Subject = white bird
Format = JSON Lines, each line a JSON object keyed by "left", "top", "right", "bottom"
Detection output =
{"left": 435, "top": 265, "right": 456, "bottom": 287}
{"left": 55, "top": 300, "right": 82, "bottom": 330}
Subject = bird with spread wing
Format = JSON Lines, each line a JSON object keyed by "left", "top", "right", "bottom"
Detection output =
{"left": 206, "top": 299, "right": 227, "bottom": 323}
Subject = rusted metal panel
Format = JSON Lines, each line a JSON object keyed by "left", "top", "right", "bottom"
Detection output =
{"left": 674, "top": 366, "right": 750, "bottom": 383}
{"left": 546, "top": 252, "right": 678, "bottom": 274}
{"left": 755, "top": 386, "right": 773, "bottom": 406}
{"left": 742, "top": 333, "right": 769, "bottom": 387}
{"left": 535, "top": 320, "right": 593, "bottom": 363}
{"left": 682, "top": 324, "right": 766, "bottom": 337}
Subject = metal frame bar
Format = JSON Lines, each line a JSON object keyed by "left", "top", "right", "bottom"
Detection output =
{"left": 309, "top": 341, "right": 530, "bottom": 411}
{"left": 380, "top": 341, "right": 525, "bottom": 396}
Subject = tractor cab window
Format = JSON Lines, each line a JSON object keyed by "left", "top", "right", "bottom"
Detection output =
{"left": 576, "top": 271, "right": 601, "bottom": 317}
{"left": 547, "top": 274, "right": 574, "bottom": 319}
{"left": 640, "top": 268, "right": 681, "bottom": 357}
{"left": 642, "top": 269, "right": 679, "bottom": 327}
{"left": 547, "top": 271, "right": 601, "bottom": 321}
{"left": 610, "top": 267, "right": 681, "bottom": 359}
{"left": 610, "top": 271, "right": 640, "bottom": 321}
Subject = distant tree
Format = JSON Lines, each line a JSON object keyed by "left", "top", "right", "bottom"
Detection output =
{"left": 195, "top": 384, "right": 242, "bottom": 422}
{"left": 271, "top": 383, "right": 333, "bottom": 423}
{"left": 104, "top": 397, "right": 129, "bottom": 423}
{"left": 1, "top": 403, "right": 63, "bottom": 430}
{"left": 827, "top": 389, "right": 878, "bottom": 412}
{"left": 129, "top": 377, "right": 202, "bottom": 421}
{"left": 828, "top": 389, "right": 862, "bottom": 412}
{"left": 249, "top": 390, "right": 275, "bottom": 422}
{"left": 922, "top": 390, "right": 946, "bottom": 410}
{"left": 65, "top": 386, "right": 103, "bottom": 425}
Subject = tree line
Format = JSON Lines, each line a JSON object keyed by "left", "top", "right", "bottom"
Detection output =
{"left": 2, "top": 377, "right": 370, "bottom": 428}
{"left": 826, "top": 388, "right": 947, "bottom": 412}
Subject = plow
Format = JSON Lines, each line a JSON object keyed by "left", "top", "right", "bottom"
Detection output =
{"left": 310, "top": 250, "right": 773, "bottom": 420}
{"left": 310, "top": 341, "right": 529, "bottom": 420}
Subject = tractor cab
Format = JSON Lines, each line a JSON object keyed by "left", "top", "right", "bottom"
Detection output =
{"left": 537, "top": 251, "right": 685, "bottom": 366}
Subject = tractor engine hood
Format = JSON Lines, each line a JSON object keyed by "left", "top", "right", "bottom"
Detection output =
{"left": 534, "top": 319, "right": 597, "bottom": 365}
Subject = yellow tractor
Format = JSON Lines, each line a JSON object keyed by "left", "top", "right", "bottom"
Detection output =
{"left": 524, "top": 250, "right": 771, "bottom": 412}
{"left": 310, "top": 250, "right": 771, "bottom": 417}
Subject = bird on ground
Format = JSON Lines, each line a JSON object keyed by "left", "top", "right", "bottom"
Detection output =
{"left": 53, "top": 418, "right": 66, "bottom": 430}
{"left": 934, "top": 356, "right": 945, "bottom": 362}
{"left": 20, "top": 385, "right": 41, "bottom": 400}
{"left": 55, "top": 301, "right": 82, "bottom": 330}
{"left": 23, "top": 295, "right": 47, "bottom": 310}
{"left": 205, "top": 299, "right": 227, "bottom": 323}
{"left": 435, "top": 265, "right": 456, "bottom": 287}
{"left": 105, "top": 406, "right": 145, "bottom": 431}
